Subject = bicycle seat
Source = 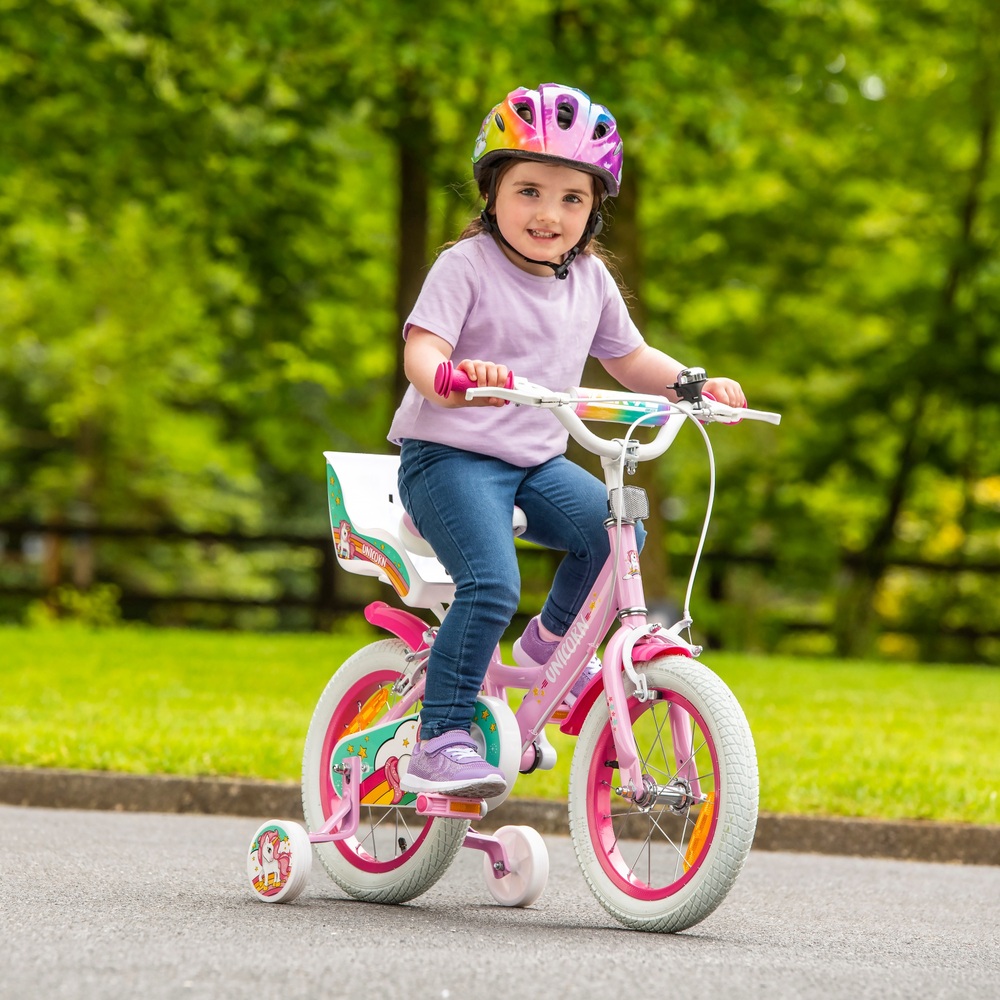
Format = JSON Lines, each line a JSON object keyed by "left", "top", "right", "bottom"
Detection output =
{"left": 398, "top": 507, "right": 527, "bottom": 560}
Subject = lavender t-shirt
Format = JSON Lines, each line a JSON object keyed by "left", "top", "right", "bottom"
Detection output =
{"left": 387, "top": 233, "right": 644, "bottom": 468}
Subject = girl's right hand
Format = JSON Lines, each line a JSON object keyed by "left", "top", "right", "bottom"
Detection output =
{"left": 404, "top": 328, "right": 510, "bottom": 408}
{"left": 453, "top": 359, "right": 511, "bottom": 407}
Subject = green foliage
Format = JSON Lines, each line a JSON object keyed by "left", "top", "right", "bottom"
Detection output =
{"left": 26, "top": 583, "right": 122, "bottom": 628}
{"left": 0, "top": 1, "right": 998, "bottom": 658}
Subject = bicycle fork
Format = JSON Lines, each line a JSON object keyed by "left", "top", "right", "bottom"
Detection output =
{"left": 596, "top": 505, "right": 705, "bottom": 809}
{"left": 601, "top": 630, "right": 704, "bottom": 809}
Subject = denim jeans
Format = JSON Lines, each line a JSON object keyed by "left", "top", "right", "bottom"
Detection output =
{"left": 398, "top": 439, "right": 645, "bottom": 738}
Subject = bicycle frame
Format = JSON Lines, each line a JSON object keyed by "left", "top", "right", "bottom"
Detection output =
{"left": 368, "top": 449, "right": 699, "bottom": 805}
{"left": 329, "top": 376, "right": 778, "bottom": 807}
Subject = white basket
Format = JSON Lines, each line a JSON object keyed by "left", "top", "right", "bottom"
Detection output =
{"left": 324, "top": 451, "right": 455, "bottom": 611}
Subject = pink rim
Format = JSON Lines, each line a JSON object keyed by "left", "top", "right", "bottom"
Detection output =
{"left": 585, "top": 689, "right": 721, "bottom": 900}
{"left": 318, "top": 668, "right": 433, "bottom": 874}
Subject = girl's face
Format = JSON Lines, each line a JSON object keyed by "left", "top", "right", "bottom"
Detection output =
{"left": 490, "top": 160, "right": 597, "bottom": 276}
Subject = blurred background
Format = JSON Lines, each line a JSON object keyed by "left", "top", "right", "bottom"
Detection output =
{"left": 1, "top": 0, "right": 998, "bottom": 663}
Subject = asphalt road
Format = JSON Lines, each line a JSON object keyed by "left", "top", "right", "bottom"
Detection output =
{"left": 4, "top": 805, "right": 998, "bottom": 1000}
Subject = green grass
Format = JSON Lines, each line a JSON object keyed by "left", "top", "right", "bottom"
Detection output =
{"left": 2, "top": 624, "right": 997, "bottom": 825}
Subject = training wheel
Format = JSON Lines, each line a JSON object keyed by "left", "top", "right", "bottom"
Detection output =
{"left": 246, "top": 820, "right": 312, "bottom": 903}
{"left": 482, "top": 825, "right": 549, "bottom": 908}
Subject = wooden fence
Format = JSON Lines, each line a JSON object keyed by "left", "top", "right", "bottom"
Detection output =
{"left": 1, "top": 521, "right": 998, "bottom": 652}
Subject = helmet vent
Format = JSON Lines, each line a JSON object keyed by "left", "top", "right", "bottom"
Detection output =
{"left": 494, "top": 112, "right": 506, "bottom": 131}
{"left": 512, "top": 102, "right": 533, "bottom": 125}
{"left": 593, "top": 122, "right": 609, "bottom": 139}
{"left": 556, "top": 102, "right": 575, "bottom": 129}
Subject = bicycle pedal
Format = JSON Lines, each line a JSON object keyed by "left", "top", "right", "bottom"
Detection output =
{"left": 414, "top": 793, "right": 488, "bottom": 820}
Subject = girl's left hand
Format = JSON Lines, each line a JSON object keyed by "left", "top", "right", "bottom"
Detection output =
{"left": 703, "top": 377, "right": 746, "bottom": 408}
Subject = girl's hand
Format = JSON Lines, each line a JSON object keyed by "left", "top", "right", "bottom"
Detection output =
{"left": 456, "top": 359, "right": 511, "bottom": 407}
{"left": 703, "top": 377, "right": 746, "bottom": 408}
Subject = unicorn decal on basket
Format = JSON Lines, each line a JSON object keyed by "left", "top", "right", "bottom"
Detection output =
{"left": 337, "top": 520, "right": 353, "bottom": 560}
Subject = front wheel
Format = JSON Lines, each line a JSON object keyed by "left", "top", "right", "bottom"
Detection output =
{"left": 568, "top": 656, "right": 758, "bottom": 933}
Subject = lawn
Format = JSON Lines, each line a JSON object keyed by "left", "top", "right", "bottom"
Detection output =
{"left": 2, "top": 623, "right": 997, "bottom": 825}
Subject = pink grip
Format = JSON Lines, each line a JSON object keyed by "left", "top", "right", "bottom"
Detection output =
{"left": 434, "top": 361, "right": 515, "bottom": 398}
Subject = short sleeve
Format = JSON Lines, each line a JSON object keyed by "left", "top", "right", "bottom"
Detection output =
{"left": 402, "top": 246, "right": 481, "bottom": 347}
{"left": 588, "top": 262, "right": 645, "bottom": 360}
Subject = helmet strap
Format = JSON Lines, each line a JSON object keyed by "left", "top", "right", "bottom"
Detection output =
{"left": 480, "top": 204, "right": 603, "bottom": 281}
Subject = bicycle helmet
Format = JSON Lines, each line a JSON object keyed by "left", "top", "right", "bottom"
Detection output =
{"left": 472, "top": 83, "right": 623, "bottom": 278}
{"left": 473, "top": 83, "right": 623, "bottom": 197}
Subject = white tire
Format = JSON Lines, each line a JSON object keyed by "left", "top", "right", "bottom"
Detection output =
{"left": 568, "top": 656, "right": 758, "bottom": 932}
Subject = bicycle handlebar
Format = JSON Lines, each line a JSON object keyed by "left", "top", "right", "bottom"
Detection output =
{"left": 482, "top": 383, "right": 779, "bottom": 460}
{"left": 433, "top": 361, "right": 780, "bottom": 462}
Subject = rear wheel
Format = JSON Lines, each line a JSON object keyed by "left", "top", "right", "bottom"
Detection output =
{"left": 302, "top": 639, "right": 467, "bottom": 904}
{"left": 568, "top": 656, "right": 758, "bottom": 932}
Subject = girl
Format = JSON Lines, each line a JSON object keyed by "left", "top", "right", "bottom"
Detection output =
{"left": 389, "top": 83, "right": 745, "bottom": 798}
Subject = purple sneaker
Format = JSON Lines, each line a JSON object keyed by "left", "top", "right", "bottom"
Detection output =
{"left": 565, "top": 656, "right": 602, "bottom": 706}
{"left": 400, "top": 730, "right": 507, "bottom": 798}
{"left": 513, "top": 616, "right": 559, "bottom": 669}
{"left": 514, "top": 616, "right": 601, "bottom": 708}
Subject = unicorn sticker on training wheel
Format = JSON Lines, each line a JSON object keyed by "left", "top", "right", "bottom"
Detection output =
{"left": 249, "top": 825, "right": 293, "bottom": 898}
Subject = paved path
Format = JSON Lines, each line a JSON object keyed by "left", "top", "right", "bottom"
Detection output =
{"left": 4, "top": 805, "right": 999, "bottom": 1000}
{"left": 2, "top": 766, "right": 998, "bottom": 866}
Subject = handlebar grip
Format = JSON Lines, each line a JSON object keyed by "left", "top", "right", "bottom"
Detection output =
{"left": 434, "top": 360, "right": 515, "bottom": 398}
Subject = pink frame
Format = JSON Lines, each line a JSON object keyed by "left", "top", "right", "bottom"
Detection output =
{"left": 373, "top": 518, "right": 694, "bottom": 802}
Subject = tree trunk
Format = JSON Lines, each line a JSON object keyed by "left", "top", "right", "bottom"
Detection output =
{"left": 392, "top": 106, "right": 432, "bottom": 407}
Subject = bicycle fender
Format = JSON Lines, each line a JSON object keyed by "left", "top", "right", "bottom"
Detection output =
{"left": 363, "top": 600, "right": 431, "bottom": 652}
{"left": 558, "top": 679, "right": 605, "bottom": 736}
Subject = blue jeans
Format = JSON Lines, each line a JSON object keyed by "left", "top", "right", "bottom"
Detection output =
{"left": 397, "top": 439, "right": 645, "bottom": 739}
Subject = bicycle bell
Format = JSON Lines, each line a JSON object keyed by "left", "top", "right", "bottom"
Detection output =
{"left": 671, "top": 367, "right": 708, "bottom": 403}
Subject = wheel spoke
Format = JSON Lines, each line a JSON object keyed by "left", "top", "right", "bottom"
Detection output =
{"left": 592, "top": 683, "right": 725, "bottom": 890}
{"left": 648, "top": 705, "right": 675, "bottom": 780}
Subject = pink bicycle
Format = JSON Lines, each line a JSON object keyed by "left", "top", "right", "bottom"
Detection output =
{"left": 246, "top": 366, "right": 780, "bottom": 932}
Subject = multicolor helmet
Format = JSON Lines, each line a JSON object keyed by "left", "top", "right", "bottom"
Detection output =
{"left": 472, "top": 83, "right": 623, "bottom": 198}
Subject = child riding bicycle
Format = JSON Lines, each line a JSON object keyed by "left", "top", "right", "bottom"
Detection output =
{"left": 388, "top": 82, "right": 746, "bottom": 799}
